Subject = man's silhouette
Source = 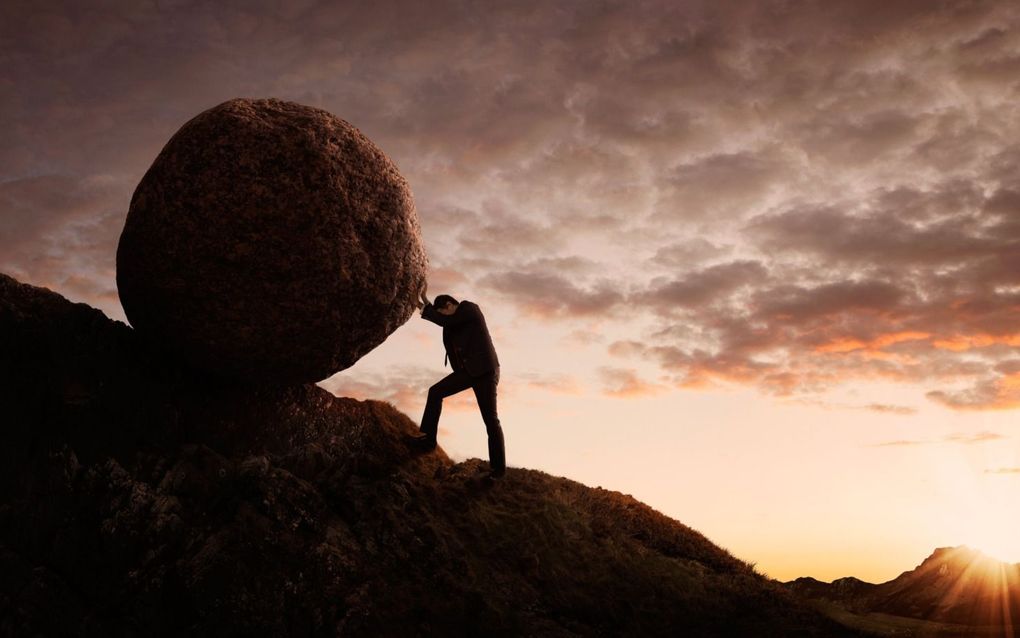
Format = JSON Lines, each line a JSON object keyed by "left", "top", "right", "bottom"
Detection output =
{"left": 409, "top": 289, "right": 506, "bottom": 480}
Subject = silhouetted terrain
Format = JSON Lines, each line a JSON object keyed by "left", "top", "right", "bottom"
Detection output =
{"left": 786, "top": 546, "right": 1020, "bottom": 636}
{"left": 0, "top": 272, "right": 862, "bottom": 636}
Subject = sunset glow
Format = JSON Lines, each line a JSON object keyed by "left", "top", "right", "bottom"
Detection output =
{"left": 3, "top": 0, "right": 1019, "bottom": 585}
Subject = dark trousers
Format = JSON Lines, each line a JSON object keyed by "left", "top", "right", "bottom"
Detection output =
{"left": 420, "top": 367, "right": 505, "bottom": 473}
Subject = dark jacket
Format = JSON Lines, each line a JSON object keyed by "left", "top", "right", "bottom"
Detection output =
{"left": 421, "top": 300, "right": 499, "bottom": 377}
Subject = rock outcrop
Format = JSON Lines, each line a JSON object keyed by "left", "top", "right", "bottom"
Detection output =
{"left": 1, "top": 274, "right": 861, "bottom": 637}
{"left": 116, "top": 98, "right": 427, "bottom": 385}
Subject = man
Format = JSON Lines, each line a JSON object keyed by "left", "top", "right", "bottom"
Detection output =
{"left": 409, "top": 287, "right": 506, "bottom": 480}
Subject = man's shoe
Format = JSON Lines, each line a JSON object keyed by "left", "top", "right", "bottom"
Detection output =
{"left": 407, "top": 433, "right": 437, "bottom": 452}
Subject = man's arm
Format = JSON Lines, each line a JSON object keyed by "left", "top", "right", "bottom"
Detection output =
{"left": 420, "top": 303, "right": 443, "bottom": 326}
{"left": 421, "top": 302, "right": 480, "bottom": 327}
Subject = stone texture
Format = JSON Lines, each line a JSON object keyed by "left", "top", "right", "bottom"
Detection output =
{"left": 116, "top": 98, "right": 427, "bottom": 385}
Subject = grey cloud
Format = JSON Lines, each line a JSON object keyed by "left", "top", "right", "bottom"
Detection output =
{"left": 0, "top": 173, "right": 129, "bottom": 319}
{"left": 453, "top": 203, "right": 564, "bottom": 260}
{"left": 910, "top": 110, "right": 1001, "bottom": 173}
{"left": 617, "top": 256, "right": 1019, "bottom": 406}
{"left": 747, "top": 186, "right": 997, "bottom": 269}
{"left": 4, "top": 0, "right": 1020, "bottom": 413}
{"left": 479, "top": 270, "right": 625, "bottom": 319}
{"left": 488, "top": 255, "right": 604, "bottom": 279}
{"left": 0, "top": 174, "right": 124, "bottom": 251}
{"left": 927, "top": 378, "right": 1020, "bottom": 411}
{"left": 650, "top": 238, "right": 733, "bottom": 269}
{"left": 631, "top": 260, "right": 768, "bottom": 314}
{"left": 652, "top": 149, "right": 790, "bottom": 222}
{"left": 797, "top": 109, "right": 923, "bottom": 167}
{"left": 752, "top": 280, "right": 907, "bottom": 325}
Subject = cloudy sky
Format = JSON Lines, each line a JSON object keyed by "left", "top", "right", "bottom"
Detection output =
{"left": 3, "top": 0, "right": 1019, "bottom": 581}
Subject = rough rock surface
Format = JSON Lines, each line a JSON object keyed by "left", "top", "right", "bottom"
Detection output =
{"left": 116, "top": 97, "right": 427, "bottom": 385}
{"left": 0, "top": 274, "right": 863, "bottom": 637}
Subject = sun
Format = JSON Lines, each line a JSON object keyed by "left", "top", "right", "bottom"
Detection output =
{"left": 961, "top": 525, "right": 1020, "bottom": 565}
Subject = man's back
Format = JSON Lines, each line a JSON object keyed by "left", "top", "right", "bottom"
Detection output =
{"left": 423, "top": 300, "right": 499, "bottom": 377}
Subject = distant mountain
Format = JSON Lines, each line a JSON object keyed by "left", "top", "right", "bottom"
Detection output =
{"left": 786, "top": 576, "right": 878, "bottom": 612}
{"left": 786, "top": 546, "right": 1020, "bottom": 631}
{"left": 0, "top": 271, "right": 861, "bottom": 637}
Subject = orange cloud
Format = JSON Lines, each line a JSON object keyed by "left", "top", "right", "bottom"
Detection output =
{"left": 932, "top": 334, "right": 1020, "bottom": 351}
{"left": 598, "top": 367, "right": 667, "bottom": 398}
{"left": 870, "top": 431, "right": 1007, "bottom": 446}
{"left": 814, "top": 331, "right": 931, "bottom": 353}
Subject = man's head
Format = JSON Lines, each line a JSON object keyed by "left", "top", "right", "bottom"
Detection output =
{"left": 433, "top": 294, "right": 459, "bottom": 315}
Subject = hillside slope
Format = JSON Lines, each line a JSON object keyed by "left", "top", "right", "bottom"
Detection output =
{"left": 867, "top": 546, "right": 1020, "bottom": 625}
{"left": 0, "top": 273, "right": 861, "bottom": 637}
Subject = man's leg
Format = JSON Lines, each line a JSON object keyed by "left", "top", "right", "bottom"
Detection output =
{"left": 472, "top": 367, "right": 505, "bottom": 475}
{"left": 419, "top": 370, "right": 473, "bottom": 441}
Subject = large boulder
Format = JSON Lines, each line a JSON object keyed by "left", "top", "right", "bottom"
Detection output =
{"left": 116, "top": 98, "right": 427, "bottom": 385}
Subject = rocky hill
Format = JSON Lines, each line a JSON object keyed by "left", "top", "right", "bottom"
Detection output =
{"left": 0, "top": 273, "right": 862, "bottom": 636}
{"left": 786, "top": 546, "right": 1020, "bottom": 633}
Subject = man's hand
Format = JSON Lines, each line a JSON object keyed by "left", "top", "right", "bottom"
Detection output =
{"left": 416, "top": 283, "right": 430, "bottom": 310}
